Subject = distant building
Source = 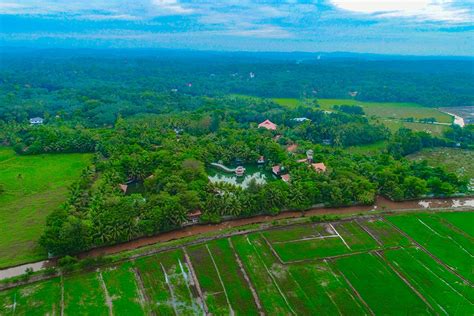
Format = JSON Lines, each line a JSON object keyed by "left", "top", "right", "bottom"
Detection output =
{"left": 287, "top": 144, "right": 298, "bottom": 152}
{"left": 292, "top": 117, "right": 310, "bottom": 122}
{"left": 186, "top": 210, "right": 202, "bottom": 224}
{"left": 235, "top": 166, "right": 246, "bottom": 176}
{"left": 349, "top": 91, "right": 358, "bottom": 97}
{"left": 311, "top": 163, "right": 327, "bottom": 173}
{"left": 281, "top": 174, "right": 291, "bottom": 183}
{"left": 272, "top": 165, "right": 281, "bottom": 176}
{"left": 118, "top": 184, "right": 128, "bottom": 194}
{"left": 29, "top": 117, "right": 44, "bottom": 125}
{"left": 257, "top": 156, "right": 265, "bottom": 164}
{"left": 258, "top": 119, "right": 277, "bottom": 131}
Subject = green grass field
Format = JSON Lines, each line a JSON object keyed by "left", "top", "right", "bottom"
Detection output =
{"left": 0, "top": 147, "right": 92, "bottom": 268}
{"left": 1, "top": 212, "right": 473, "bottom": 315}
{"left": 408, "top": 148, "right": 474, "bottom": 179}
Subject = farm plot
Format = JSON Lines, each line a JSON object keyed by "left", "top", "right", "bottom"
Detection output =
{"left": 267, "top": 220, "right": 381, "bottom": 262}
{"left": 288, "top": 262, "right": 368, "bottom": 315}
{"left": 135, "top": 249, "right": 203, "bottom": 316}
{"left": 384, "top": 247, "right": 474, "bottom": 315}
{"left": 232, "top": 233, "right": 323, "bottom": 315}
{"left": 437, "top": 211, "right": 474, "bottom": 237}
{"left": 187, "top": 238, "right": 260, "bottom": 315}
{"left": 357, "top": 218, "right": 411, "bottom": 247}
{"left": 386, "top": 213, "right": 474, "bottom": 282}
{"left": 0, "top": 278, "right": 61, "bottom": 315}
{"left": 63, "top": 271, "right": 109, "bottom": 315}
{"left": 333, "top": 252, "right": 431, "bottom": 315}
{"left": 101, "top": 261, "right": 145, "bottom": 315}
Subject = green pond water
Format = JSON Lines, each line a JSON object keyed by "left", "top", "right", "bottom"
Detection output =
{"left": 207, "top": 164, "right": 274, "bottom": 188}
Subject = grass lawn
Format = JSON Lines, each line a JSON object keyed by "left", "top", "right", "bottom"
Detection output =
{"left": 407, "top": 148, "right": 474, "bottom": 179}
{"left": 317, "top": 99, "right": 453, "bottom": 123}
{"left": 378, "top": 119, "right": 450, "bottom": 136}
{"left": 0, "top": 147, "right": 92, "bottom": 268}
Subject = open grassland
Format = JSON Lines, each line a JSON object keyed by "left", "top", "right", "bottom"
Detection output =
{"left": 408, "top": 148, "right": 474, "bottom": 179}
{"left": 0, "top": 147, "right": 92, "bottom": 268}
{"left": 1, "top": 212, "right": 473, "bottom": 315}
{"left": 317, "top": 99, "right": 453, "bottom": 123}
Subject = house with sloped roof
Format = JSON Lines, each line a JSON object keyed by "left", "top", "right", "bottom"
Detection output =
{"left": 258, "top": 119, "right": 277, "bottom": 131}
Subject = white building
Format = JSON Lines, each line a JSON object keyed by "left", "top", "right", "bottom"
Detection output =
{"left": 29, "top": 117, "right": 44, "bottom": 125}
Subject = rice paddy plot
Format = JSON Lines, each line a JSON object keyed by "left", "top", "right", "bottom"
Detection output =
{"left": 268, "top": 220, "right": 381, "bottom": 262}
{"left": 334, "top": 252, "right": 431, "bottom": 315}
{"left": 436, "top": 211, "right": 474, "bottom": 237}
{"left": 386, "top": 213, "right": 474, "bottom": 282}
{"left": 0, "top": 278, "right": 61, "bottom": 315}
{"left": 262, "top": 222, "right": 332, "bottom": 243}
{"left": 156, "top": 249, "right": 203, "bottom": 315}
{"left": 357, "top": 218, "right": 411, "bottom": 247}
{"left": 101, "top": 261, "right": 145, "bottom": 315}
{"left": 63, "top": 271, "right": 109, "bottom": 315}
{"left": 134, "top": 255, "right": 175, "bottom": 315}
{"left": 231, "top": 234, "right": 295, "bottom": 315}
{"left": 384, "top": 247, "right": 474, "bottom": 315}
{"left": 288, "top": 262, "right": 368, "bottom": 315}
{"left": 186, "top": 243, "right": 233, "bottom": 315}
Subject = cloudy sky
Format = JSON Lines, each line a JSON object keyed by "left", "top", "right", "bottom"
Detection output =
{"left": 0, "top": 0, "right": 473, "bottom": 55}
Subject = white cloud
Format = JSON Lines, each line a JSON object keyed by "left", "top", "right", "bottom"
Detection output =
{"left": 330, "top": 0, "right": 471, "bottom": 22}
{"left": 152, "top": 0, "right": 193, "bottom": 14}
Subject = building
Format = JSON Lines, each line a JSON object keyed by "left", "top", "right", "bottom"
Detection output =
{"left": 272, "top": 165, "right": 281, "bottom": 176}
{"left": 287, "top": 144, "right": 298, "bottom": 152}
{"left": 257, "top": 156, "right": 265, "bottom": 164}
{"left": 186, "top": 210, "right": 202, "bottom": 224}
{"left": 29, "top": 117, "right": 44, "bottom": 125}
{"left": 235, "top": 166, "right": 246, "bottom": 176}
{"left": 281, "top": 174, "right": 291, "bottom": 183}
{"left": 258, "top": 119, "right": 277, "bottom": 131}
{"left": 311, "top": 163, "right": 327, "bottom": 173}
{"left": 118, "top": 184, "right": 128, "bottom": 194}
{"left": 292, "top": 117, "right": 310, "bottom": 122}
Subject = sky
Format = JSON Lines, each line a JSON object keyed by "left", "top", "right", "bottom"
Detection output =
{"left": 0, "top": 0, "right": 473, "bottom": 55}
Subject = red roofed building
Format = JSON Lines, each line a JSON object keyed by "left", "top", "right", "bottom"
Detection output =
{"left": 281, "top": 174, "right": 291, "bottom": 183}
{"left": 272, "top": 165, "right": 281, "bottom": 175}
{"left": 118, "top": 184, "right": 128, "bottom": 193}
{"left": 258, "top": 119, "right": 277, "bottom": 131}
{"left": 287, "top": 144, "right": 298, "bottom": 152}
{"left": 312, "top": 163, "right": 327, "bottom": 173}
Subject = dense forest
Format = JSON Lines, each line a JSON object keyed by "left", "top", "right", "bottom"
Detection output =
{"left": 1, "top": 49, "right": 473, "bottom": 126}
{"left": 0, "top": 49, "right": 472, "bottom": 258}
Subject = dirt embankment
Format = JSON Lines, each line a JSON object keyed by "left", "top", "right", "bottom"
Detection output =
{"left": 79, "top": 196, "right": 473, "bottom": 259}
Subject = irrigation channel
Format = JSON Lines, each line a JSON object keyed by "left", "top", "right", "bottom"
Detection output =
{"left": 1, "top": 196, "right": 473, "bottom": 280}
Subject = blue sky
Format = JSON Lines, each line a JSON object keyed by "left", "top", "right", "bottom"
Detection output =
{"left": 0, "top": 0, "right": 473, "bottom": 55}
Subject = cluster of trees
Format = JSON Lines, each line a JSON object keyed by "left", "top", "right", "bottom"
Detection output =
{"left": 6, "top": 125, "right": 97, "bottom": 154}
{"left": 32, "top": 106, "right": 469, "bottom": 257}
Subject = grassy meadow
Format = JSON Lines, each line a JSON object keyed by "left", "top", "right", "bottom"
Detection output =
{"left": 0, "top": 147, "right": 92, "bottom": 268}
{"left": 408, "top": 148, "right": 474, "bottom": 179}
{"left": 2, "top": 211, "right": 473, "bottom": 315}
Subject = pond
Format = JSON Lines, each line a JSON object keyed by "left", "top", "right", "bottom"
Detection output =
{"left": 207, "top": 164, "right": 274, "bottom": 189}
